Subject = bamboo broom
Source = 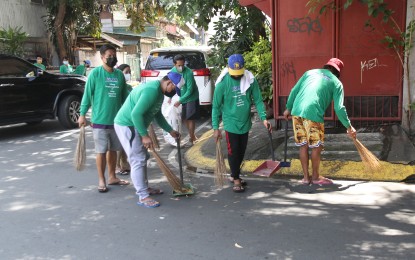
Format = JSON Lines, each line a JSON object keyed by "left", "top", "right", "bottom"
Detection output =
{"left": 148, "top": 124, "right": 160, "bottom": 150}
{"left": 214, "top": 139, "right": 226, "bottom": 187}
{"left": 150, "top": 149, "right": 187, "bottom": 193}
{"left": 74, "top": 125, "right": 86, "bottom": 171}
{"left": 353, "top": 138, "right": 381, "bottom": 172}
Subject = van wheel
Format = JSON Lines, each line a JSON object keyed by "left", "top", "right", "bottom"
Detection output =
{"left": 58, "top": 95, "right": 81, "bottom": 129}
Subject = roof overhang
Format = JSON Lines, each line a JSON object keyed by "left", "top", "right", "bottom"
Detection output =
{"left": 76, "top": 32, "right": 123, "bottom": 49}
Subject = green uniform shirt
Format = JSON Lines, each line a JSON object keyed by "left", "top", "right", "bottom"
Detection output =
{"left": 34, "top": 63, "right": 46, "bottom": 70}
{"left": 212, "top": 73, "right": 267, "bottom": 134}
{"left": 286, "top": 69, "right": 351, "bottom": 128}
{"left": 114, "top": 80, "right": 173, "bottom": 136}
{"left": 171, "top": 66, "right": 199, "bottom": 104}
{"left": 59, "top": 64, "right": 73, "bottom": 74}
{"left": 80, "top": 66, "right": 129, "bottom": 125}
{"left": 73, "top": 64, "right": 86, "bottom": 76}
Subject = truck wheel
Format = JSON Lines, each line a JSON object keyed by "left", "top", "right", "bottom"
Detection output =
{"left": 58, "top": 95, "right": 81, "bottom": 129}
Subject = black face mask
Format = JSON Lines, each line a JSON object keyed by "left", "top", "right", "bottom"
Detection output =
{"left": 105, "top": 57, "right": 118, "bottom": 68}
{"left": 231, "top": 75, "right": 243, "bottom": 80}
{"left": 164, "top": 88, "right": 176, "bottom": 98}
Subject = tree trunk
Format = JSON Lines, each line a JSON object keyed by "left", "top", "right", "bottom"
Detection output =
{"left": 54, "top": 0, "right": 67, "bottom": 62}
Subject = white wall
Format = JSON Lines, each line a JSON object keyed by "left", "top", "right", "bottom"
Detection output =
{"left": 0, "top": 0, "right": 48, "bottom": 38}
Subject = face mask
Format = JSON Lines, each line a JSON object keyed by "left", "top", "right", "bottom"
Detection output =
{"left": 231, "top": 75, "right": 243, "bottom": 80}
{"left": 105, "top": 57, "right": 118, "bottom": 68}
{"left": 63, "top": 61, "right": 69, "bottom": 65}
{"left": 164, "top": 88, "right": 176, "bottom": 98}
{"left": 176, "top": 66, "right": 183, "bottom": 73}
{"left": 124, "top": 73, "right": 131, "bottom": 82}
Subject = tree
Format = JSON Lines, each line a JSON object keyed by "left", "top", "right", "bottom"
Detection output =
{"left": 0, "top": 26, "right": 28, "bottom": 57}
{"left": 44, "top": 0, "right": 101, "bottom": 63}
{"left": 118, "top": 0, "right": 164, "bottom": 33}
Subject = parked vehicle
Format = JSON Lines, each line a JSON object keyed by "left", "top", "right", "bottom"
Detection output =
{"left": 0, "top": 54, "right": 86, "bottom": 129}
{"left": 141, "top": 46, "right": 213, "bottom": 105}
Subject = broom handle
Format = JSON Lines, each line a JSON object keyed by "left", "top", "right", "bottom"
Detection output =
{"left": 268, "top": 127, "right": 275, "bottom": 161}
{"left": 176, "top": 137, "right": 184, "bottom": 184}
{"left": 284, "top": 120, "right": 288, "bottom": 162}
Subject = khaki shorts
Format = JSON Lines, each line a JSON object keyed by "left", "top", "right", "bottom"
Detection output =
{"left": 292, "top": 116, "right": 325, "bottom": 148}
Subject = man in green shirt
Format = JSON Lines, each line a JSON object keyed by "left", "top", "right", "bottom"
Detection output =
{"left": 114, "top": 72, "right": 181, "bottom": 208}
{"left": 73, "top": 60, "right": 91, "bottom": 76}
{"left": 59, "top": 56, "right": 73, "bottom": 74}
{"left": 33, "top": 55, "right": 46, "bottom": 70}
{"left": 172, "top": 54, "right": 199, "bottom": 146}
{"left": 283, "top": 58, "right": 356, "bottom": 185}
{"left": 212, "top": 54, "right": 270, "bottom": 193}
{"left": 78, "top": 44, "right": 130, "bottom": 193}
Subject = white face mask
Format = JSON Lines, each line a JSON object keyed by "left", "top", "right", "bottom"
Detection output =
{"left": 176, "top": 65, "right": 183, "bottom": 73}
{"left": 63, "top": 61, "right": 69, "bottom": 65}
{"left": 124, "top": 73, "right": 131, "bottom": 82}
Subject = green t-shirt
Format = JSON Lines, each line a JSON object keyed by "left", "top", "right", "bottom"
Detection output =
{"left": 286, "top": 68, "right": 351, "bottom": 128}
{"left": 114, "top": 80, "right": 173, "bottom": 136}
{"left": 59, "top": 64, "right": 73, "bottom": 74}
{"left": 73, "top": 64, "right": 86, "bottom": 76}
{"left": 34, "top": 63, "right": 46, "bottom": 70}
{"left": 171, "top": 66, "right": 199, "bottom": 103}
{"left": 212, "top": 73, "right": 267, "bottom": 134}
{"left": 80, "top": 66, "right": 129, "bottom": 125}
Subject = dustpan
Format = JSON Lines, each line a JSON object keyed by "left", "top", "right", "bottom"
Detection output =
{"left": 173, "top": 137, "right": 195, "bottom": 196}
{"left": 253, "top": 121, "right": 291, "bottom": 177}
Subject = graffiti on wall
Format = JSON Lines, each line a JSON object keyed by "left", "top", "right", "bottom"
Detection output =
{"left": 360, "top": 58, "right": 387, "bottom": 84}
{"left": 287, "top": 17, "right": 323, "bottom": 35}
{"left": 281, "top": 60, "right": 297, "bottom": 82}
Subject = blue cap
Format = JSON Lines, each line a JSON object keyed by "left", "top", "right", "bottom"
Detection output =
{"left": 228, "top": 54, "right": 245, "bottom": 76}
{"left": 167, "top": 72, "right": 183, "bottom": 87}
{"left": 84, "top": 60, "right": 91, "bottom": 65}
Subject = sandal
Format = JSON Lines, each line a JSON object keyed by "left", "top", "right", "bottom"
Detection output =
{"left": 137, "top": 198, "right": 160, "bottom": 208}
{"left": 116, "top": 169, "right": 130, "bottom": 175}
{"left": 108, "top": 179, "right": 130, "bottom": 185}
{"left": 98, "top": 186, "right": 109, "bottom": 193}
{"left": 229, "top": 178, "right": 247, "bottom": 186}
{"left": 232, "top": 184, "right": 245, "bottom": 193}
{"left": 147, "top": 187, "right": 164, "bottom": 195}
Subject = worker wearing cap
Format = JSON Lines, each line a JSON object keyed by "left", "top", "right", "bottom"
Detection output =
{"left": 283, "top": 58, "right": 357, "bottom": 185}
{"left": 73, "top": 60, "right": 91, "bottom": 76}
{"left": 212, "top": 54, "right": 270, "bottom": 193}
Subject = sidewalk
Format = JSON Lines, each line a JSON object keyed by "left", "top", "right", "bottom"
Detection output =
{"left": 185, "top": 121, "right": 415, "bottom": 182}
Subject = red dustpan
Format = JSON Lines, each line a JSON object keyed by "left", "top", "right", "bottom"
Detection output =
{"left": 253, "top": 121, "right": 291, "bottom": 177}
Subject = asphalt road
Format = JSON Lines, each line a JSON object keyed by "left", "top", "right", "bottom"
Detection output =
{"left": 1, "top": 119, "right": 415, "bottom": 260}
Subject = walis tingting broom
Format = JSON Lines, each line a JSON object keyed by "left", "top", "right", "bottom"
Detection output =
{"left": 148, "top": 123, "right": 160, "bottom": 150}
{"left": 353, "top": 138, "right": 381, "bottom": 172}
{"left": 74, "top": 125, "right": 86, "bottom": 171}
{"left": 214, "top": 139, "right": 226, "bottom": 187}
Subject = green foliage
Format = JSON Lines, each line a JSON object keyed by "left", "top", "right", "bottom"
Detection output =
{"left": 243, "top": 37, "right": 273, "bottom": 103}
{"left": 119, "top": 0, "right": 164, "bottom": 33}
{"left": 0, "top": 26, "right": 28, "bottom": 57}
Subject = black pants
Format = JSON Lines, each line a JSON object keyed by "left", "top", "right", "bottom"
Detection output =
{"left": 225, "top": 131, "right": 249, "bottom": 180}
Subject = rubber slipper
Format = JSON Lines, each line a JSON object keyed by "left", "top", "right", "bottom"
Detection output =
{"left": 312, "top": 178, "right": 333, "bottom": 185}
{"left": 229, "top": 178, "right": 247, "bottom": 186}
{"left": 232, "top": 184, "right": 245, "bottom": 193}
{"left": 147, "top": 187, "right": 164, "bottom": 195}
{"left": 137, "top": 199, "right": 160, "bottom": 208}
{"left": 116, "top": 170, "right": 130, "bottom": 175}
{"left": 299, "top": 179, "right": 311, "bottom": 185}
{"left": 108, "top": 179, "right": 130, "bottom": 185}
{"left": 98, "top": 186, "right": 109, "bottom": 193}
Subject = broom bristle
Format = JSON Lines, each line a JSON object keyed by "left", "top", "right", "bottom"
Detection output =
{"left": 74, "top": 125, "right": 86, "bottom": 171}
{"left": 148, "top": 124, "right": 160, "bottom": 150}
{"left": 353, "top": 138, "right": 381, "bottom": 172}
{"left": 150, "top": 150, "right": 186, "bottom": 192}
{"left": 214, "top": 139, "right": 226, "bottom": 187}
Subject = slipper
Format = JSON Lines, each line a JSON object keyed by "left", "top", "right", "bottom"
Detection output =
{"left": 108, "top": 179, "right": 130, "bottom": 185}
{"left": 116, "top": 169, "right": 130, "bottom": 175}
{"left": 147, "top": 187, "right": 164, "bottom": 195}
{"left": 137, "top": 199, "right": 160, "bottom": 208}
{"left": 232, "top": 184, "right": 245, "bottom": 193}
{"left": 299, "top": 179, "right": 311, "bottom": 185}
{"left": 312, "top": 178, "right": 333, "bottom": 185}
{"left": 229, "top": 178, "right": 247, "bottom": 186}
{"left": 98, "top": 186, "right": 109, "bottom": 193}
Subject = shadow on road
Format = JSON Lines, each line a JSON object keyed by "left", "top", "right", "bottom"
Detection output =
{"left": 284, "top": 181, "right": 368, "bottom": 194}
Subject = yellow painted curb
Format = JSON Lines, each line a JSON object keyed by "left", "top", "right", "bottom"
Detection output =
{"left": 185, "top": 130, "right": 414, "bottom": 182}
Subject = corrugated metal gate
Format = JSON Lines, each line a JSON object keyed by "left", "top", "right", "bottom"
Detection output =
{"left": 240, "top": 0, "right": 407, "bottom": 128}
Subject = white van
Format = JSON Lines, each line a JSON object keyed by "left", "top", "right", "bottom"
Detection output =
{"left": 141, "top": 46, "right": 213, "bottom": 105}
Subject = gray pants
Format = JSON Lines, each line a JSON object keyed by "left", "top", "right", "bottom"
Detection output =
{"left": 114, "top": 124, "right": 149, "bottom": 200}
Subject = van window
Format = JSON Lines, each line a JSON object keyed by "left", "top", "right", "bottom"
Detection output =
{"left": 145, "top": 51, "right": 206, "bottom": 70}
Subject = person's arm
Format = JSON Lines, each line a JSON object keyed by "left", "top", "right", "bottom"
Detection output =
{"left": 251, "top": 78, "right": 267, "bottom": 121}
{"left": 78, "top": 74, "right": 95, "bottom": 127}
{"left": 333, "top": 82, "right": 351, "bottom": 128}
{"left": 154, "top": 111, "right": 173, "bottom": 133}
{"left": 178, "top": 69, "right": 196, "bottom": 104}
{"left": 285, "top": 73, "right": 306, "bottom": 111}
{"left": 212, "top": 81, "right": 224, "bottom": 130}
{"left": 130, "top": 90, "right": 157, "bottom": 136}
